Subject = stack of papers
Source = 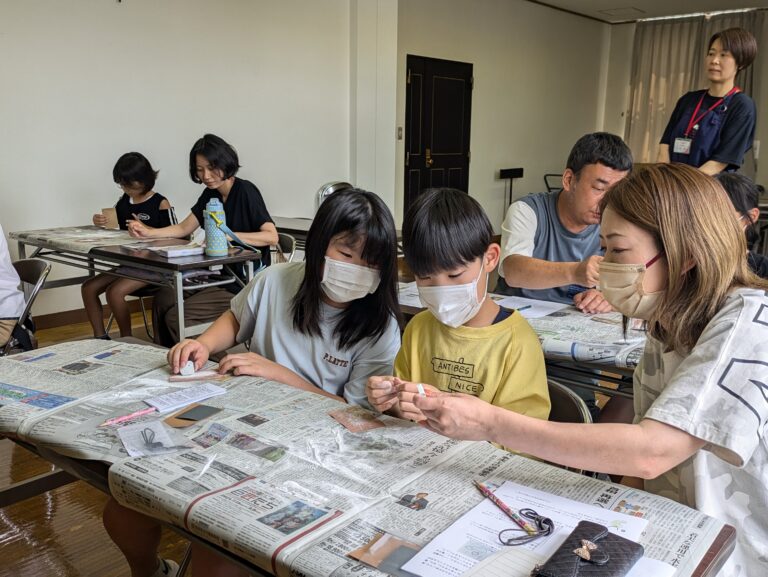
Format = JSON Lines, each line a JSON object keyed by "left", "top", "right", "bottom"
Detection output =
{"left": 150, "top": 242, "right": 204, "bottom": 258}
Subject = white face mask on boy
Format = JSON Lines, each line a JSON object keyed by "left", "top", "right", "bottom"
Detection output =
{"left": 321, "top": 257, "right": 381, "bottom": 303}
{"left": 417, "top": 263, "right": 487, "bottom": 328}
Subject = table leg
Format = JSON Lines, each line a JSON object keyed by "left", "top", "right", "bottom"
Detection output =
{"left": 175, "top": 271, "right": 186, "bottom": 340}
{"left": 17, "top": 241, "right": 27, "bottom": 259}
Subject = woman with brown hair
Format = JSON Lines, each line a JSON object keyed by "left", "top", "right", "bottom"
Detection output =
{"left": 401, "top": 164, "right": 768, "bottom": 575}
{"left": 658, "top": 27, "right": 758, "bottom": 174}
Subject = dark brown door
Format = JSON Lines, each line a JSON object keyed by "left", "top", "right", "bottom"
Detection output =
{"left": 404, "top": 55, "right": 473, "bottom": 212}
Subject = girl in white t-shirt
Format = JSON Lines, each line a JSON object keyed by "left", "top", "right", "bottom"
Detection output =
{"left": 102, "top": 188, "right": 402, "bottom": 577}
{"left": 408, "top": 164, "right": 768, "bottom": 576}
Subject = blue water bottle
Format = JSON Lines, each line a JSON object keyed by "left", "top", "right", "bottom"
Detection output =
{"left": 204, "top": 198, "right": 228, "bottom": 256}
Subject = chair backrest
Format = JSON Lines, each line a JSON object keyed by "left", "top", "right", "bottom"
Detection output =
{"left": 547, "top": 379, "right": 593, "bottom": 425}
{"left": 166, "top": 206, "right": 179, "bottom": 225}
{"left": 4, "top": 258, "right": 50, "bottom": 355}
{"left": 272, "top": 233, "right": 297, "bottom": 264}
{"left": 316, "top": 181, "right": 353, "bottom": 212}
{"left": 543, "top": 173, "right": 561, "bottom": 192}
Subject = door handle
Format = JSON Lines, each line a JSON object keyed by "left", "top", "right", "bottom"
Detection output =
{"left": 425, "top": 148, "right": 434, "bottom": 167}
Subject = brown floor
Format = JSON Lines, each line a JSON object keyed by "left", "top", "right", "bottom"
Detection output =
{"left": 1, "top": 314, "right": 190, "bottom": 577}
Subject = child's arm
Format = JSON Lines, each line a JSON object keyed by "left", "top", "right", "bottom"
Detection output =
{"left": 128, "top": 212, "right": 199, "bottom": 239}
{"left": 217, "top": 352, "right": 340, "bottom": 401}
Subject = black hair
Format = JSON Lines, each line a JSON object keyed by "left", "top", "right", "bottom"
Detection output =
{"left": 716, "top": 172, "right": 762, "bottom": 249}
{"left": 189, "top": 133, "right": 241, "bottom": 183}
{"left": 291, "top": 188, "right": 401, "bottom": 349}
{"left": 112, "top": 152, "right": 158, "bottom": 193}
{"left": 565, "top": 132, "right": 633, "bottom": 177}
{"left": 709, "top": 27, "right": 758, "bottom": 70}
{"left": 402, "top": 188, "right": 493, "bottom": 277}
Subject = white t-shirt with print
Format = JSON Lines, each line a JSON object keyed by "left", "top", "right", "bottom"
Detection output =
{"left": 635, "top": 287, "right": 768, "bottom": 577}
{"left": 231, "top": 261, "right": 400, "bottom": 409}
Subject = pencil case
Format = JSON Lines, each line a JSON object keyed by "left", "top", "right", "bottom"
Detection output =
{"left": 531, "top": 520, "right": 643, "bottom": 577}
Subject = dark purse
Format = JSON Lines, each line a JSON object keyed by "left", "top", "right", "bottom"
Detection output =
{"left": 531, "top": 520, "right": 644, "bottom": 577}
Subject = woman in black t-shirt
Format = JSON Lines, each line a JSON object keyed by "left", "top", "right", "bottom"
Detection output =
{"left": 128, "top": 134, "right": 278, "bottom": 346}
{"left": 658, "top": 28, "right": 757, "bottom": 174}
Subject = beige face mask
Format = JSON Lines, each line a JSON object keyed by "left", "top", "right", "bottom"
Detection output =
{"left": 599, "top": 254, "right": 663, "bottom": 320}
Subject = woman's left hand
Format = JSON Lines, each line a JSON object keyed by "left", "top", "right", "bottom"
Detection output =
{"left": 217, "top": 352, "right": 281, "bottom": 380}
{"left": 411, "top": 391, "right": 497, "bottom": 441}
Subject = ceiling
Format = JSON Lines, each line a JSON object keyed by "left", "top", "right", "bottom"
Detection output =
{"left": 533, "top": 1, "right": 768, "bottom": 23}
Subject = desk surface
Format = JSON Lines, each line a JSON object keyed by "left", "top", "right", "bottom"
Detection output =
{"left": 92, "top": 239, "right": 261, "bottom": 271}
{"left": 0, "top": 341, "right": 732, "bottom": 577}
{"left": 272, "top": 216, "right": 313, "bottom": 235}
{"left": 12, "top": 226, "right": 261, "bottom": 269}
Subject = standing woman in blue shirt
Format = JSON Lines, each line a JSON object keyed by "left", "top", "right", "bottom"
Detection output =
{"left": 658, "top": 27, "right": 757, "bottom": 174}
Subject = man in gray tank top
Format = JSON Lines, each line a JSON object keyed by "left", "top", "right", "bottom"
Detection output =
{"left": 498, "top": 133, "right": 632, "bottom": 313}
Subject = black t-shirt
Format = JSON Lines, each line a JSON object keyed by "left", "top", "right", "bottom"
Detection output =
{"left": 492, "top": 307, "right": 513, "bottom": 324}
{"left": 191, "top": 178, "right": 274, "bottom": 288}
{"left": 115, "top": 192, "right": 171, "bottom": 230}
{"left": 660, "top": 90, "right": 756, "bottom": 169}
{"left": 748, "top": 251, "right": 768, "bottom": 279}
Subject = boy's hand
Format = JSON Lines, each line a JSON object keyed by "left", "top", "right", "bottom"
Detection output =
{"left": 168, "top": 339, "right": 209, "bottom": 373}
{"left": 93, "top": 213, "right": 107, "bottom": 227}
{"left": 396, "top": 379, "right": 439, "bottom": 422}
{"left": 366, "top": 376, "right": 399, "bottom": 413}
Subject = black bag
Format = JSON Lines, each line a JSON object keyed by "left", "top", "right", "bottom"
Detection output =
{"left": 532, "top": 520, "right": 644, "bottom": 577}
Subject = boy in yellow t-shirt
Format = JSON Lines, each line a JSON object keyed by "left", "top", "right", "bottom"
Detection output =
{"left": 367, "top": 188, "right": 550, "bottom": 422}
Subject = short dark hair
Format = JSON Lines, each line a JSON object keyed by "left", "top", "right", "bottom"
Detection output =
{"left": 112, "top": 152, "right": 158, "bottom": 193}
{"left": 292, "top": 188, "right": 401, "bottom": 349}
{"left": 716, "top": 172, "right": 762, "bottom": 249}
{"left": 565, "top": 132, "right": 633, "bottom": 177}
{"left": 709, "top": 27, "right": 758, "bottom": 70}
{"left": 189, "top": 134, "right": 241, "bottom": 183}
{"left": 402, "top": 188, "right": 493, "bottom": 277}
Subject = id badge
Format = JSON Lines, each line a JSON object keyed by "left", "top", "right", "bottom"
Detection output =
{"left": 673, "top": 137, "right": 692, "bottom": 155}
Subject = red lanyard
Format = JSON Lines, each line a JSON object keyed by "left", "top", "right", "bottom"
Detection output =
{"left": 684, "top": 87, "right": 741, "bottom": 137}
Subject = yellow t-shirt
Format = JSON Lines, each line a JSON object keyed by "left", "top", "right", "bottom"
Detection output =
{"left": 394, "top": 309, "right": 550, "bottom": 420}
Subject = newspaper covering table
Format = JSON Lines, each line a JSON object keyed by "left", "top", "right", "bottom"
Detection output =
{"left": 526, "top": 308, "right": 646, "bottom": 369}
{"left": 0, "top": 342, "right": 728, "bottom": 577}
{"left": 9, "top": 225, "right": 154, "bottom": 254}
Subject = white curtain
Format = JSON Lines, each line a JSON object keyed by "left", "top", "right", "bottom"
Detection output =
{"left": 626, "top": 11, "right": 765, "bottom": 166}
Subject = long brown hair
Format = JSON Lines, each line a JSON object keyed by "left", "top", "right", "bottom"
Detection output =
{"left": 602, "top": 163, "right": 768, "bottom": 352}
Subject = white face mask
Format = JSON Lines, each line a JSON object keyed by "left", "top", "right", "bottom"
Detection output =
{"left": 417, "top": 262, "right": 487, "bottom": 328}
{"left": 321, "top": 256, "right": 381, "bottom": 303}
{"left": 599, "top": 253, "right": 663, "bottom": 320}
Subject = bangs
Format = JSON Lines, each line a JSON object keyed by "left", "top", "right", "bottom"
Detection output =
{"left": 403, "top": 189, "right": 492, "bottom": 277}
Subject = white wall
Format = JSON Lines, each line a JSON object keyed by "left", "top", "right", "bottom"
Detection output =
{"left": 350, "top": 0, "right": 398, "bottom": 207}
{"left": 1, "top": 0, "right": 354, "bottom": 315}
{"left": 395, "top": 0, "right": 610, "bottom": 228}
